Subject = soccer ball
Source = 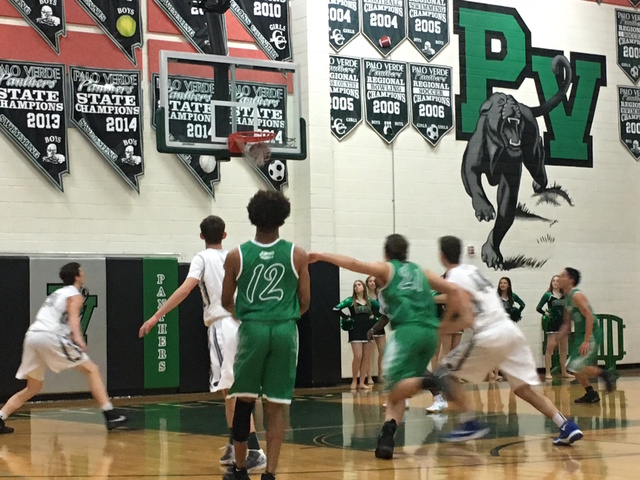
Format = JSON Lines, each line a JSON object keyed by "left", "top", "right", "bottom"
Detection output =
{"left": 632, "top": 66, "right": 639, "bottom": 79}
{"left": 268, "top": 160, "right": 286, "bottom": 182}
{"left": 426, "top": 124, "right": 439, "bottom": 141}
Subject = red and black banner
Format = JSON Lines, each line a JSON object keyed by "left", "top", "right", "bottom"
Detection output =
{"left": 69, "top": 66, "right": 143, "bottom": 191}
{"left": 151, "top": 73, "right": 221, "bottom": 197}
{"left": 153, "top": 0, "right": 223, "bottom": 54}
{"left": 230, "top": 0, "right": 292, "bottom": 61}
{"left": 0, "top": 60, "right": 68, "bottom": 191}
{"left": 76, "top": 0, "right": 142, "bottom": 66}
{"left": 9, "top": 0, "right": 66, "bottom": 54}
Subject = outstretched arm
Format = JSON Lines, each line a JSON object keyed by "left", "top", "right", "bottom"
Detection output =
{"left": 294, "top": 246, "right": 310, "bottom": 316}
{"left": 309, "top": 252, "right": 391, "bottom": 285}
{"left": 139, "top": 278, "right": 198, "bottom": 337}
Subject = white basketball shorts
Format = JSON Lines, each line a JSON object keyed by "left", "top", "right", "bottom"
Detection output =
{"left": 441, "top": 320, "right": 540, "bottom": 390}
{"left": 208, "top": 316, "right": 239, "bottom": 392}
{"left": 15, "top": 330, "right": 90, "bottom": 381}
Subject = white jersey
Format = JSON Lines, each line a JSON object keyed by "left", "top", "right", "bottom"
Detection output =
{"left": 187, "top": 248, "right": 232, "bottom": 327}
{"left": 445, "top": 264, "right": 510, "bottom": 331}
{"left": 29, "top": 285, "right": 81, "bottom": 335}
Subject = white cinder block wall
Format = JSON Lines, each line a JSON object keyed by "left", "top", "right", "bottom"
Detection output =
{"left": 0, "top": 0, "right": 637, "bottom": 380}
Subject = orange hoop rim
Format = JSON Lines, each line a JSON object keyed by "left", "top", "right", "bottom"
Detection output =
{"left": 228, "top": 131, "right": 276, "bottom": 153}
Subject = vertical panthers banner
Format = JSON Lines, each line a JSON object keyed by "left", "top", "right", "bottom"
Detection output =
{"left": 9, "top": 0, "right": 66, "bottom": 54}
{"left": 364, "top": 59, "right": 408, "bottom": 143}
{"left": 617, "top": 9, "right": 640, "bottom": 84}
{"left": 407, "top": 0, "right": 449, "bottom": 62}
{"left": 0, "top": 61, "right": 68, "bottom": 191}
{"left": 329, "top": 0, "right": 360, "bottom": 51}
{"left": 235, "top": 82, "right": 289, "bottom": 191}
{"left": 330, "top": 55, "right": 362, "bottom": 140}
{"left": 143, "top": 258, "right": 179, "bottom": 389}
{"left": 362, "top": 0, "right": 406, "bottom": 57}
{"left": 410, "top": 64, "right": 452, "bottom": 146}
{"left": 76, "top": 0, "right": 142, "bottom": 66}
{"left": 619, "top": 86, "right": 640, "bottom": 160}
{"left": 70, "top": 66, "right": 144, "bottom": 191}
{"left": 153, "top": 0, "right": 221, "bottom": 54}
{"left": 230, "top": 0, "right": 292, "bottom": 61}
{"left": 151, "top": 73, "right": 220, "bottom": 197}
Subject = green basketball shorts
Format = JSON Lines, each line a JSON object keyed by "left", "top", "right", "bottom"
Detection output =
{"left": 382, "top": 325, "right": 439, "bottom": 391}
{"left": 566, "top": 335, "right": 601, "bottom": 373}
{"left": 228, "top": 320, "right": 298, "bottom": 404}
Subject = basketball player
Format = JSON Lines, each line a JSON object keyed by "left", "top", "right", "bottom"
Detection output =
{"left": 412, "top": 236, "right": 582, "bottom": 445}
{"left": 138, "top": 215, "right": 266, "bottom": 470}
{"left": 310, "top": 234, "right": 464, "bottom": 459}
{"left": 221, "top": 191, "right": 310, "bottom": 480}
{"left": 0, "top": 263, "right": 128, "bottom": 434}
{"left": 557, "top": 268, "right": 615, "bottom": 403}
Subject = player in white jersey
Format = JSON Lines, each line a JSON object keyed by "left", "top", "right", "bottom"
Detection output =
{"left": 0, "top": 262, "right": 128, "bottom": 434}
{"left": 139, "top": 215, "right": 266, "bottom": 470}
{"left": 406, "top": 236, "right": 582, "bottom": 445}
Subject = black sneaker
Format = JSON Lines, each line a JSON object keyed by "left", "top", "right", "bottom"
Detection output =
{"left": 574, "top": 391, "right": 600, "bottom": 404}
{"left": 374, "top": 419, "right": 397, "bottom": 459}
{"left": 103, "top": 409, "right": 129, "bottom": 431}
{"left": 223, "top": 465, "right": 250, "bottom": 480}
{"left": 261, "top": 474, "right": 275, "bottom": 480}
{"left": 0, "top": 418, "right": 14, "bottom": 434}
{"left": 600, "top": 370, "right": 617, "bottom": 393}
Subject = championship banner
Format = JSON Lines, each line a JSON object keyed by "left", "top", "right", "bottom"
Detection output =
{"left": 364, "top": 59, "right": 408, "bottom": 143}
{"left": 329, "top": 0, "right": 360, "bottom": 52}
{"left": 410, "top": 63, "right": 452, "bottom": 146}
{"left": 362, "top": 0, "right": 406, "bottom": 57}
{"left": 617, "top": 9, "right": 640, "bottom": 83}
{"left": 69, "top": 66, "right": 144, "bottom": 191}
{"left": 0, "top": 60, "right": 68, "bottom": 191}
{"left": 9, "top": 0, "right": 66, "bottom": 54}
{"left": 230, "top": 0, "right": 292, "bottom": 61}
{"left": 76, "top": 0, "right": 142, "bottom": 66}
{"left": 143, "top": 258, "right": 180, "bottom": 390}
{"left": 153, "top": 0, "right": 221, "bottom": 54}
{"left": 236, "top": 82, "right": 289, "bottom": 191}
{"left": 330, "top": 55, "right": 362, "bottom": 141}
{"left": 151, "top": 73, "right": 220, "bottom": 197}
{"left": 619, "top": 86, "right": 640, "bottom": 160}
{"left": 631, "top": 1, "right": 640, "bottom": 8}
{"left": 408, "top": 0, "right": 449, "bottom": 62}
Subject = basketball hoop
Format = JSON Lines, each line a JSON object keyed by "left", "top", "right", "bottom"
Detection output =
{"left": 229, "top": 131, "right": 276, "bottom": 167}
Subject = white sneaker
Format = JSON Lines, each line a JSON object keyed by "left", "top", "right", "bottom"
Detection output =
{"left": 219, "top": 443, "right": 234, "bottom": 465}
{"left": 244, "top": 448, "right": 267, "bottom": 471}
{"left": 426, "top": 394, "right": 448, "bottom": 413}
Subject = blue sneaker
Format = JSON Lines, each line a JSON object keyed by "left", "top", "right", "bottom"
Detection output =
{"left": 553, "top": 420, "right": 583, "bottom": 446}
{"left": 442, "top": 420, "right": 489, "bottom": 442}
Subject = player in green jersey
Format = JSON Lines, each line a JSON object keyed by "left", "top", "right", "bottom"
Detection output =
{"left": 558, "top": 268, "right": 615, "bottom": 403}
{"left": 310, "top": 234, "right": 464, "bottom": 460}
{"left": 221, "top": 191, "right": 310, "bottom": 480}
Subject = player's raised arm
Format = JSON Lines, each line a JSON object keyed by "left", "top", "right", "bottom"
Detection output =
{"left": 309, "top": 252, "right": 391, "bottom": 285}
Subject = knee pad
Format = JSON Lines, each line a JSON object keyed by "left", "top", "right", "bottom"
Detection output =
{"left": 232, "top": 400, "right": 254, "bottom": 443}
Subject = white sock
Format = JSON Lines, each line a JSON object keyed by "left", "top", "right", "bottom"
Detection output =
{"left": 101, "top": 402, "right": 114, "bottom": 411}
{"left": 459, "top": 411, "right": 474, "bottom": 423}
{"left": 0, "top": 411, "right": 6, "bottom": 421}
{"left": 552, "top": 412, "right": 567, "bottom": 428}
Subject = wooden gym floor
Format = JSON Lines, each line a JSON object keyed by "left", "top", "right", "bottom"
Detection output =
{"left": 0, "top": 374, "right": 637, "bottom": 479}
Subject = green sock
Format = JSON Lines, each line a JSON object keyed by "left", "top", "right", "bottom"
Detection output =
{"left": 247, "top": 431, "right": 261, "bottom": 450}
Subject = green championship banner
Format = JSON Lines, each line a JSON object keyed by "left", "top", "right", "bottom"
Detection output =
{"left": 143, "top": 258, "right": 179, "bottom": 389}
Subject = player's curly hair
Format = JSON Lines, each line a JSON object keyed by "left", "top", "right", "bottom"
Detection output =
{"left": 59, "top": 262, "right": 81, "bottom": 286}
{"left": 200, "top": 215, "right": 225, "bottom": 244}
{"left": 247, "top": 190, "right": 291, "bottom": 230}
{"left": 384, "top": 234, "right": 408, "bottom": 261}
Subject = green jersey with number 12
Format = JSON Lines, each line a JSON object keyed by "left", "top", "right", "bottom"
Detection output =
{"left": 235, "top": 239, "right": 300, "bottom": 322}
